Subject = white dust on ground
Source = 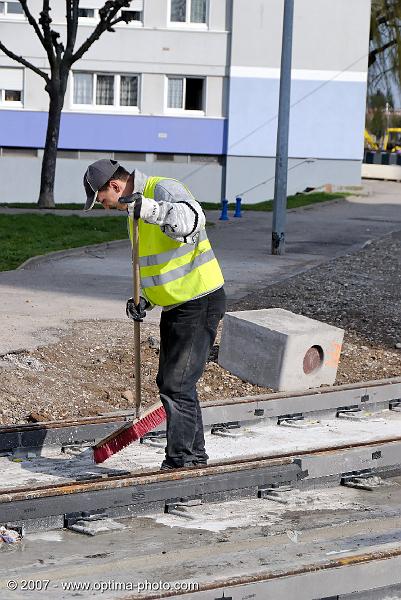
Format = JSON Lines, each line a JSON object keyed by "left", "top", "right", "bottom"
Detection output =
{"left": 1, "top": 412, "right": 401, "bottom": 491}
{"left": 150, "top": 486, "right": 386, "bottom": 532}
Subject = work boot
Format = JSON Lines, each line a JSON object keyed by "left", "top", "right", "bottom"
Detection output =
{"left": 160, "top": 459, "right": 196, "bottom": 471}
{"left": 160, "top": 461, "right": 176, "bottom": 471}
{"left": 160, "top": 459, "right": 184, "bottom": 471}
{"left": 192, "top": 460, "right": 208, "bottom": 468}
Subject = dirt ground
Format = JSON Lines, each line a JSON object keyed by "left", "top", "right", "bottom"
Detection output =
{"left": 0, "top": 230, "right": 400, "bottom": 425}
{"left": 0, "top": 320, "right": 270, "bottom": 424}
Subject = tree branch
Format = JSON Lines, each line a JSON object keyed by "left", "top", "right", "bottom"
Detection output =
{"left": 110, "top": 12, "right": 137, "bottom": 27}
{"left": 71, "top": 0, "right": 132, "bottom": 64}
{"left": 65, "top": 0, "right": 79, "bottom": 63}
{"left": 51, "top": 30, "right": 65, "bottom": 61}
{"left": 39, "top": 0, "right": 56, "bottom": 68}
{"left": 0, "top": 41, "right": 49, "bottom": 83}
{"left": 18, "top": 0, "right": 46, "bottom": 47}
{"left": 369, "top": 38, "right": 398, "bottom": 66}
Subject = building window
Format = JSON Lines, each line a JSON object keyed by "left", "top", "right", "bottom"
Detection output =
{"left": 0, "top": 1, "right": 25, "bottom": 16}
{"left": 3, "top": 89, "right": 21, "bottom": 102}
{"left": 119, "top": 0, "right": 143, "bottom": 24}
{"left": 156, "top": 153, "right": 189, "bottom": 163}
{"left": 78, "top": 8, "right": 96, "bottom": 18}
{"left": 121, "top": 9, "right": 142, "bottom": 22}
{"left": 167, "top": 77, "right": 204, "bottom": 111}
{"left": 168, "top": 78, "right": 183, "bottom": 108}
{"left": 190, "top": 154, "right": 220, "bottom": 163}
{"left": 0, "top": 147, "right": 37, "bottom": 157}
{"left": 170, "top": 0, "right": 207, "bottom": 24}
{"left": 57, "top": 150, "right": 80, "bottom": 159}
{"left": 78, "top": 5, "right": 143, "bottom": 24}
{"left": 96, "top": 75, "right": 114, "bottom": 105}
{"left": 73, "top": 73, "right": 139, "bottom": 108}
{"left": 155, "top": 153, "right": 175, "bottom": 162}
{"left": 0, "top": 68, "right": 23, "bottom": 105}
{"left": 120, "top": 75, "right": 138, "bottom": 106}
{"left": 73, "top": 73, "right": 93, "bottom": 104}
{"left": 0, "top": 1, "right": 24, "bottom": 15}
{"left": 113, "top": 151, "right": 146, "bottom": 161}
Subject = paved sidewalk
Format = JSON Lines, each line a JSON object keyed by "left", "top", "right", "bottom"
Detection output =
{"left": 1, "top": 179, "right": 401, "bottom": 354}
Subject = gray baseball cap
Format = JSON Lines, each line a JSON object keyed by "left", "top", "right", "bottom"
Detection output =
{"left": 83, "top": 159, "right": 120, "bottom": 211}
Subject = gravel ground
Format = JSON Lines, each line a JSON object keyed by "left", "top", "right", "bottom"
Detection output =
{"left": 0, "top": 230, "right": 400, "bottom": 425}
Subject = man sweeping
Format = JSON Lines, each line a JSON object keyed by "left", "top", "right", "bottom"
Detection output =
{"left": 83, "top": 159, "right": 226, "bottom": 470}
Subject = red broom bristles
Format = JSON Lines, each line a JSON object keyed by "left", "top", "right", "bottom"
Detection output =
{"left": 93, "top": 404, "right": 166, "bottom": 464}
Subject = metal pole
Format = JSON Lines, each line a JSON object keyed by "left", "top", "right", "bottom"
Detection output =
{"left": 271, "top": 0, "right": 294, "bottom": 255}
{"left": 385, "top": 102, "right": 389, "bottom": 128}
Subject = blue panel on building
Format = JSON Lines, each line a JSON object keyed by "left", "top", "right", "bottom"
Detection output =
{"left": 227, "top": 77, "right": 366, "bottom": 160}
{"left": 0, "top": 110, "right": 48, "bottom": 148}
{"left": 0, "top": 111, "right": 227, "bottom": 155}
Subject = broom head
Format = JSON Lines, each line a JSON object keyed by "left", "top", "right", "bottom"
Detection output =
{"left": 93, "top": 402, "right": 166, "bottom": 464}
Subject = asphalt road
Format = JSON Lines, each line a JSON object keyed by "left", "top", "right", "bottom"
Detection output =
{"left": 1, "top": 179, "right": 401, "bottom": 354}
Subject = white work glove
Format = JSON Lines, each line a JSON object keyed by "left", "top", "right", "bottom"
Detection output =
{"left": 122, "top": 193, "right": 159, "bottom": 222}
{"left": 138, "top": 195, "right": 159, "bottom": 222}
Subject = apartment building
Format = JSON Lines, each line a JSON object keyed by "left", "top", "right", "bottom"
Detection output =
{"left": 0, "top": 0, "right": 371, "bottom": 204}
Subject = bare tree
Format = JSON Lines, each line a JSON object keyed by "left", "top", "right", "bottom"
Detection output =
{"left": 0, "top": 1, "right": 136, "bottom": 207}
{"left": 369, "top": 0, "right": 401, "bottom": 94}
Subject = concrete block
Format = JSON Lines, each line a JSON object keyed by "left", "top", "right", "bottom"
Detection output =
{"left": 218, "top": 309, "right": 344, "bottom": 392}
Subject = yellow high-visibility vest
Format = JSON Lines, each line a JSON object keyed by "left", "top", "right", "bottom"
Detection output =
{"left": 128, "top": 176, "right": 224, "bottom": 307}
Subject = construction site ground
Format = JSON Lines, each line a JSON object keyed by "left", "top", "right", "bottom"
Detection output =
{"left": 2, "top": 181, "right": 401, "bottom": 600}
{"left": 3, "top": 480, "right": 401, "bottom": 600}
{"left": 0, "top": 179, "right": 400, "bottom": 424}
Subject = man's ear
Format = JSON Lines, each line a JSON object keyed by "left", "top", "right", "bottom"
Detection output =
{"left": 109, "top": 180, "right": 120, "bottom": 193}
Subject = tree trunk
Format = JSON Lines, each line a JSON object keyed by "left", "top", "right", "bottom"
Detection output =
{"left": 37, "top": 81, "right": 65, "bottom": 208}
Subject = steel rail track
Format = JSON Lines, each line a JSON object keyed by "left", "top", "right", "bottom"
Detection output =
{"left": 121, "top": 546, "right": 401, "bottom": 600}
{"left": 2, "top": 433, "right": 401, "bottom": 498}
{"left": 1, "top": 376, "right": 401, "bottom": 453}
{"left": 3, "top": 434, "right": 401, "bottom": 529}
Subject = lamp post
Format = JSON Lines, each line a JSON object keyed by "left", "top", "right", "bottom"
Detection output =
{"left": 271, "top": 0, "right": 294, "bottom": 255}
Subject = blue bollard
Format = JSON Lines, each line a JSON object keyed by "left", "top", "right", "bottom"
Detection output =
{"left": 234, "top": 196, "right": 242, "bottom": 218}
{"left": 219, "top": 199, "right": 229, "bottom": 221}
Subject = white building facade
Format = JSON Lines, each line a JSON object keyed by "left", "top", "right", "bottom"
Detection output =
{"left": 0, "top": 0, "right": 371, "bottom": 204}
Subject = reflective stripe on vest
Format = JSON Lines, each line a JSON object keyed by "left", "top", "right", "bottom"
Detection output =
{"left": 128, "top": 175, "right": 224, "bottom": 307}
{"left": 138, "top": 229, "right": 208, "bottom": 267}
{"left": 141, "top": 248, "right": 216, "bottom": 288}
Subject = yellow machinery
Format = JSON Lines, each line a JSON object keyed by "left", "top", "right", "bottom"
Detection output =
{"left": 364, "top": 129, "right": 379, "bottom": 150}
{"left": 383, "top": 128, "right": 401, "bottom": 152}
{"left": 364, "top": 128, "right": 401, "bottom": 153}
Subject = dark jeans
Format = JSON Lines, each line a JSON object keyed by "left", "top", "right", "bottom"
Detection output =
{"left": 156, "top": 287, "right": 226, "bottom": 468}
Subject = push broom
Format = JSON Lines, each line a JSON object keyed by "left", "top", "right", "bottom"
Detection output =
{"left": 93, "top": 208, "right": 166, "bottom": 464}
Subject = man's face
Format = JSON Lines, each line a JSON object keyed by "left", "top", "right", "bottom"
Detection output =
{"left": 97, "top": 180, "right": 127, "bottom": 211}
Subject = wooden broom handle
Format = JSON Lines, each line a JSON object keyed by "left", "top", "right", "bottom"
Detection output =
{"left": 132, "top": 216, "right": 141, "bottom": 418}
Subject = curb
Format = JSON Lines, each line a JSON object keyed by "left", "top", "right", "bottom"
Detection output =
{"left": 16, "top": 239, "right": 129, "bottom": 271}
{"left": 3, "top": 196, "right": 387, "bottom": 273}
{"left": 286, "top": 196, "right": 349, "bottom": 213}
{"left": 205, "top": 196, "right": 350, "bottom": 221}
